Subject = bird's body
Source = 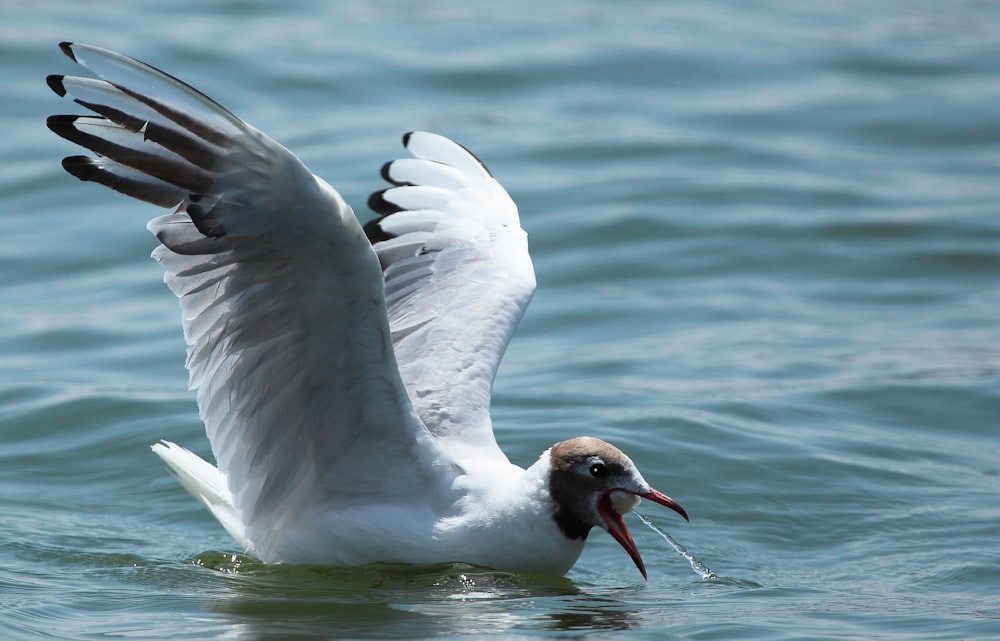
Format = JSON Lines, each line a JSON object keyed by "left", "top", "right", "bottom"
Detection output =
{"left": 48, "top": 42, "right": 687, "bottom": 578}
{"left": 156, "top": 441, "right": 583, "bottom": 574}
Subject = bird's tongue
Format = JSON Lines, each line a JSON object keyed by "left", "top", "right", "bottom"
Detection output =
{"left": 597, "top": 493, "right": 648, "bottom": 579}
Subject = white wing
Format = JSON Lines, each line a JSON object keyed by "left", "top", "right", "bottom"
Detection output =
{"left": 365, "top": 133, "right": 536, "bottom": 466}
{"left": 47, "top": 43, "right": 453, "bottom": 556}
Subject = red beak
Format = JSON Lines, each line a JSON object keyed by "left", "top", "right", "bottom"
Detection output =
{"left": 597, "top": 488, "right": 688, "bottom": 579}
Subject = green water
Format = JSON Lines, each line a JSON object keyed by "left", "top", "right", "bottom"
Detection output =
{"left": 2, "top": 2, "right": 998, "bottom": 639}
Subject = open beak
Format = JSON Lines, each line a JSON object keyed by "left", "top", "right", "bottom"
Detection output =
{"left": 597, "top": 488, "right": 688, "bottom": 579}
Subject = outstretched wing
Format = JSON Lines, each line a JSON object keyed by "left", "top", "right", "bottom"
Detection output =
{"left": 365, "top": 132, "right": 536, "bottom": 467}
{"left": 47, "top": 43, "right": 451, "bottom": 557}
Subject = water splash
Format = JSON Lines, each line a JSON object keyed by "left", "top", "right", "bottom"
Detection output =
{"left": 636, "top": 512, "right": 716, "bottom": 580}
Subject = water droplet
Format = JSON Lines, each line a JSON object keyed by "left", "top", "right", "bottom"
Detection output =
{"left": 636, "top": 511, "right": 716, "bottom": 580}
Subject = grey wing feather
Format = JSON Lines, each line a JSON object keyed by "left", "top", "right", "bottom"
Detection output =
{"left": 365, "top": 132, "right": 536, "bottom": 466}
{"left": 48, "top": 43, "right": 450, "bottom": 557}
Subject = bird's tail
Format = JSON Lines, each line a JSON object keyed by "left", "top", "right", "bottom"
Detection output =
{"left": 151, "top": 440, "right": 247, "bottom": 548}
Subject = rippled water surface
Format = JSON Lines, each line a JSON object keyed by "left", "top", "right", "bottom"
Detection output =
{"left": 2, "top": 2, "right": 998, "bottom": 639}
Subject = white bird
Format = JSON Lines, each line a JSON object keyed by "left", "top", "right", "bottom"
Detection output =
{"left": 47, "top": 42, "right": 688, "bottom": 579}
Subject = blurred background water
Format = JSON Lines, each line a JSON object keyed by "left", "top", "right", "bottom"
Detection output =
{"left": 1, "top": 1, "right": 998, "bottom": 639}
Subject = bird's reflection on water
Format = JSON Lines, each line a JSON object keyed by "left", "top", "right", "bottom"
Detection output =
{"left": 193, "top": 554, "right": 653, "bottom": 638}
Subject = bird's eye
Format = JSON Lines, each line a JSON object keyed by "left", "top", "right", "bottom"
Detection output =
{"left": 589, "top": 462, "right": 608, "bottom": 478}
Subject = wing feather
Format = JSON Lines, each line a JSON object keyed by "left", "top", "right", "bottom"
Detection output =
{"left": 49, "top": 43, "right": 451, "bottom": 561}
{"left": 366, "top": 132, "right": 536, "bottom": 466}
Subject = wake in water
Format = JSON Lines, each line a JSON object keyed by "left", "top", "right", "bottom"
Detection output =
{"left": 636, "top": 512, "right": 716, "bottom": 580}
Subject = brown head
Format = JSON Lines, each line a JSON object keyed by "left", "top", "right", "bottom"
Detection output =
{"left": 547, "top": 436, "right": 688, "bottom": 579}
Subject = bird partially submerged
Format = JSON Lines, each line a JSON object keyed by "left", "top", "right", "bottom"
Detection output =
{"left": 47, "top": 42, "right": 688, "bottom": 578}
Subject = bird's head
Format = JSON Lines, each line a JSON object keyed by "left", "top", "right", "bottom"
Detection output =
{"left": 547, "top": 436, "right": 688, "bottom": 579}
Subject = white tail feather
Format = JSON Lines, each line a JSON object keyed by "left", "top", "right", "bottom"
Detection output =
{"left": 151, "top": 441, "right": 247, "bottom": 548}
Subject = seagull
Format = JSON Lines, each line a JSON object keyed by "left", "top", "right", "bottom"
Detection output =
{"left": 46, "top": 42, "right": 688, "bottom": 579}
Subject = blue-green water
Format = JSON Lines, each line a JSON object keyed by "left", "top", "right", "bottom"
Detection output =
{"left": 2, "top": 2, "right": 998, "bottom": 639}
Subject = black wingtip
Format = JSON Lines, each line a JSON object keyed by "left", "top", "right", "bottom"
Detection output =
{"left": 61, "top": 155, "right": 97, "bottom": 181}
{"left": 58, "top": 41, "right": 77, "bottom": 62}
{"left": 46, "top": 74, "right": 67, "bottom": 97}
{"left": 363, "top": 217, "right": 394, "bottom": 244}
{"left": 58, "top": 154, "right": 187, "bottom": 207}
{"left": 402, "top": 131, "right": 413, "bottom": 147}
{"left": 380, "top": 160, "right": 415, "bottom": 187}
{"left": 46, "top": 114, "right": 78, "bottom": 137}
{"left": 367, "top": 189, "right": 404, "bottom": 216}
{"left": 379, "top": 161, "right": 393, "bottom": 184}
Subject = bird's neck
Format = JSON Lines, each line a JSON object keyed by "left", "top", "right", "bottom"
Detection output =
{"left": 434, "top": 451, "right": 587, "bottom": 575}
